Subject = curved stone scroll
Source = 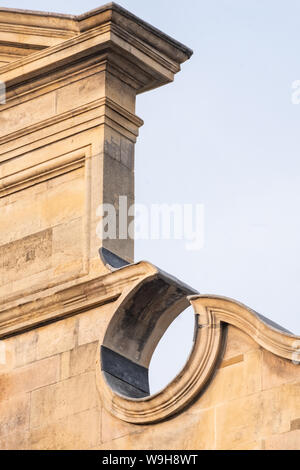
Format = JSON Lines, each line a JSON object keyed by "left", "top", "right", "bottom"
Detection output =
{"left": 190, "top": 295, "right": 299, "bottom": 361}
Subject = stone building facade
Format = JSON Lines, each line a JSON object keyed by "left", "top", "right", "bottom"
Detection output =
{"left": 0, "top": 3, "right": 299, "bottom": 450}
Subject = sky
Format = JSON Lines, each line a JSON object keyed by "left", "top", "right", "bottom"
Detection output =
{"left": 2, "top": 0, "right": 300, "bottom": 393}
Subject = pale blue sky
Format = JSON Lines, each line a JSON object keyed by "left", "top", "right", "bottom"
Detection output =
{"left": 2, "top": 0, "right": 300, "bottom": 392}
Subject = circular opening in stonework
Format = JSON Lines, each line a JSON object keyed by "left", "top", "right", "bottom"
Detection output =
{"left": 149, "top": 306, "right": 195, "bottom": 395}
{"left": 100, "top": 275, "right": 197, "bottom": 400}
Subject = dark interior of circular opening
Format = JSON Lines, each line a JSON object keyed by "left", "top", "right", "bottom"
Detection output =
{"left": 101, "top": 272, "right": 198, "bottom": 399}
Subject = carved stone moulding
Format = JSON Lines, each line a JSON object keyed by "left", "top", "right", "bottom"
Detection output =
{"left": 97, "top": 263, "right": 299, "bottom": 424}
{"left": 0, "top": 2, "right": 193, "bottom": 99}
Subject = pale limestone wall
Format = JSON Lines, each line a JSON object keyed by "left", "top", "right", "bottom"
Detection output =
{"left": 1, "top": 5, "right": 299, "bottom": 452}
{"left": 0, "top": 68, "right": 136, "bottom": 305}
{"left": 1, "top": 319, "right": 300, "bottom": 450}
{"left": 0, "top": 3, "right": 191, "bottom": 314}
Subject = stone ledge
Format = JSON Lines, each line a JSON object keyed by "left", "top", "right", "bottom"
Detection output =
{"left": 0, "top": 261, "right": 157, "bottom": 339}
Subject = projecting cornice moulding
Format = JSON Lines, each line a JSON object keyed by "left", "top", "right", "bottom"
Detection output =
{"left": 0, "top": 261, "right": 158, "bottom": 339}
{"left": 190, "top": 296, "right": 298, "bottom": 362}
{"left": 0, "top": 2, "right": 193, "bottom": 96}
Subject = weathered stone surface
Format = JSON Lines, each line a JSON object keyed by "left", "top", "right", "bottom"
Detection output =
{"left": 100, "top": 408, "right": 215, "bottom": 450}
{"left": 223, "top": 324, "right": 260, "bottom": 360}
{"left": 30, "top": 372, "right": 98, "bottom": 429}
{"left": 262, "top": 349, "right": 300, "bottom": 389}
{"left": 0, "top": 429, "right": 30, "bottom": 450}
{"left": 0, "top": 229, "right": 52, "bottom": 284}
{"left": 30, "top": 409, "right": 100, "bottom": 450}
{"left": 69, "top": 342, "right": 98, "bottom": 377}
{"left": 101, "top": 408, "right": 144, "bottom": 444}
{"left": 195, "top": 349, "right": 262, "bottom": 410}
{"left": 0, "top": 394, "right": 30, "bottom": 439}
{"left": 8, "top": 330, "right": 38, "bottom": 368}
{"left": 0, "top": 355, "right": 60, "bottom": 400}
{"left": 0, "top": 93, "right": 56, "bottom": 137}
{"left": 230, "top": 440, "right": 263, "bottom": 450}
{"left": 36, "top": 317, "right": 77, "bottom": 360}
{"left": 78, "top": 305, "right": 115, "bottom": 346}
{"left": 1, "top": 3, "right": 300, "bottom": 452}
{"left": 1, "top": 288, "right": 300, "bottom": 450}
{"left": 215, "top": 379, "right": 297, "bottom": 449}
{"left": 264, "top": 430, "right": 300, "bottom": 450}
{"left": 60, "top": 351, "right": 71, "bottom": 381}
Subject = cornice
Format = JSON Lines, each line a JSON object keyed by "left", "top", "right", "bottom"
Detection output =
{"left": 0, "top": 3, "right": 192, "bottom": 94}
{"left": 0, "top": 23, "right": 175, "bottom": 85}
{"left": 0, "top": 147, "right": 86, "bottom": 198}
{"left": 0, "top": 3, "right": 193, "bottom": 61}
{"left": 0, "top": 97, "right": 143, "bottom": 158}
{"left": 190, "top": 295, "right": 298, "bottom": 361}
{"left": 0, "top": 22, "right": 75, "bottom": 39}
{"left": 0, "top": 261, "right": 157, "bottom": 340}
{"left": 0, "top": 23, "right": 112, "bottom": 80}
{"left": 0, "top": 55, "right": 147, "bottom": 110}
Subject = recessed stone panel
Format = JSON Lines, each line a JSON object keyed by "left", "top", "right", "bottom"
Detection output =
{"left": 0, "top": 228, "right": 52, "bottom": 285}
